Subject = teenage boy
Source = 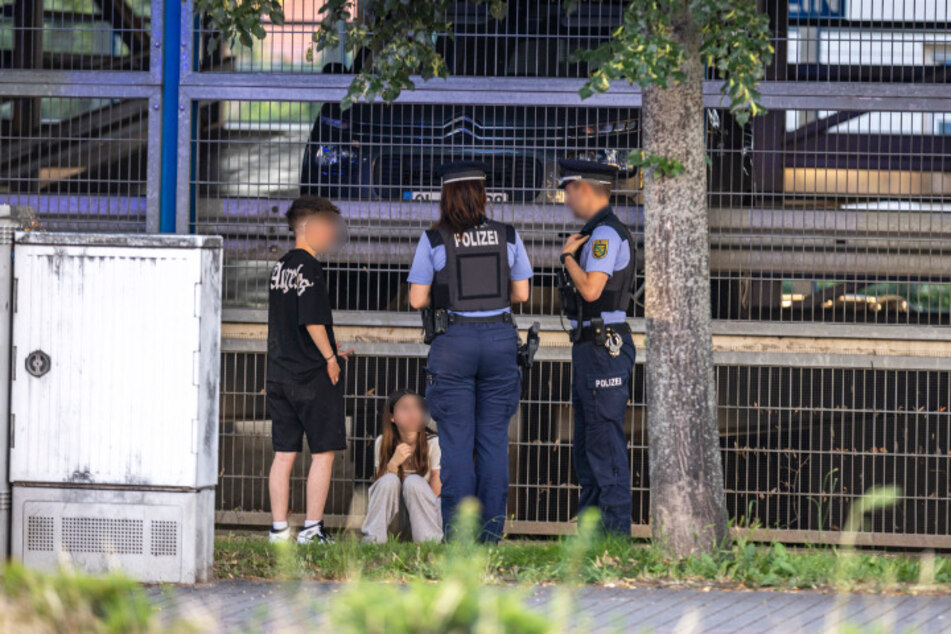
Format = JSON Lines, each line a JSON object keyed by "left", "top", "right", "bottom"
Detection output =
{"left": 267, "top": 196, "right": 352, "bottom": 544}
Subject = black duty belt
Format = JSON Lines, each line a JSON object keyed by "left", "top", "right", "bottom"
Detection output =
{"left": 576, "top": 321, "right": 630, "bottom": 343}
{"left": 449, "top": 312, "right": 514, "bottom": 325}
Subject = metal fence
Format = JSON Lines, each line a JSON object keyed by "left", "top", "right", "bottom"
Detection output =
{"left": 1, "top": 0, "right": 162, "bottom": 231}
{"left": 195, "top": 99, "right": 951, "bottom": 325}
{"left": 198, "top": 0, "right": 951, "bottom": 82}
{"left": 219, "top": 323, "right": 951, "bottom": 546}
{"left": 1, "top": 0, "right": 153, "bottom": 72}
{"left": 3, "top": 0, "right": 951, "bottom": 546}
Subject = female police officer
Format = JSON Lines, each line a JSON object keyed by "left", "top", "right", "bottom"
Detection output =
{"left": 407, "top": 161, "right": 533, "bottom": 542}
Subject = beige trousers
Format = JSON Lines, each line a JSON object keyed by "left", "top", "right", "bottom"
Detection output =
{"left": 361, "top": 473, "right": 444, "bottom": 543}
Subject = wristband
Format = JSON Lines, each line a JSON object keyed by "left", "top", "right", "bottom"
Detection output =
{"left": 325, "top": 354, "right": 336, "bottom": 361}
{"left": 560, "top": 252, "right": 574, "bottom": 266}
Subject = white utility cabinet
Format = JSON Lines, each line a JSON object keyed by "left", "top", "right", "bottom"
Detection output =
{"left": 9, "top": 232, "right": 222, "bottom": 583}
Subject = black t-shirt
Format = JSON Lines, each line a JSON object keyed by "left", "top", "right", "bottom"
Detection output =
{"left": 267, "top": 249, "right": 337, "bottom": 383}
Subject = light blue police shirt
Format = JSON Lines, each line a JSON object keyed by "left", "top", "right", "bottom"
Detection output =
{"left": 573, "top": 223, "right": 630, "bottom": 326}
{"left": 407, "top": 229, "right": 533, "bottom": 317}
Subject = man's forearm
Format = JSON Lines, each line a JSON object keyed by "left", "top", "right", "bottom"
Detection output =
{"left": 305, "top": 324, "right": 336, "bottom": 360}
{"left": 564, "top": 255, "right": 587, "bottom": 290}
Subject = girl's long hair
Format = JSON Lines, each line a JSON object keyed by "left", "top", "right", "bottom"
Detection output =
{"left": 432, "top": 180, "right": 487, "bottom": 234}
{"left": 375, "top": 389, "right": 435, "bottom": 481}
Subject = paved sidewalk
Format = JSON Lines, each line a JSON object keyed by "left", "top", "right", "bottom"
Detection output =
{"left": 148, "top": 579, "right": 951, "bottom": 633}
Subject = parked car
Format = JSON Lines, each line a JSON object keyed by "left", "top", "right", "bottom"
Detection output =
{"left": 300, "top": 103, "right": 639, "bottom": 204}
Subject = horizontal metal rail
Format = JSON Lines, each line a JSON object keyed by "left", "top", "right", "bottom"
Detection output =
{"left": 199, "top": 201, "right": 951, "bottom": 239}
{"left": 215, "top": 512, "right": 951, "bottom": 549}
{"left": 203, "top": 201, "right": 951, "bottom": 277}
{"left": 225, "top": 309, "right": 951, "bottom": 342}
{"left": 222, "top": 318, "right": 951, "bottom": 370}
{"left": 175, "top": 77, "right": 951, "bottom": 111}
{"left": 0, "top": 82, "right": 161, "bottom": 99}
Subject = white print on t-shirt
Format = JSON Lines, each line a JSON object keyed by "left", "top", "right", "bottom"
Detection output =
{"left": 453, "top": 228, "right": 499, "bottom": 248}
{"left": 270, "top": 261, "right": 314, "bottom": 296}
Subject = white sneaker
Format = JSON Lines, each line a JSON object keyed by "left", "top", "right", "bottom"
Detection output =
{"left": 297, "top": 522, "right": 333, "bottom": 545}
{"left": 268, "top": 526, "right": 292, "bottom": 543}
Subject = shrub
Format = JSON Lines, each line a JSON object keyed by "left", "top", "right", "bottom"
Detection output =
{"left": 1, "top": 562, "right": 163, "bottom": 634}
{"left": 328, "top": 499, "right": 562, "bottom": 633}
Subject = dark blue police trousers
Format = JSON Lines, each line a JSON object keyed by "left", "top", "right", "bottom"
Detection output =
{"left": 425, "top": 321, "right": 520, "bottom": 542}
{"left": 571, "top": 331, "right": 635, "bottom": 535}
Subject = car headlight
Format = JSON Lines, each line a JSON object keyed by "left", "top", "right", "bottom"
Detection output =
{"left": 568, "top": 149, "right": 632, "bottom": 170}
{"left": 314, "top": 145, "right": 352, "bottom": 166}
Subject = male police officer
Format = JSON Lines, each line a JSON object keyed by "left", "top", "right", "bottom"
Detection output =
{"left": 557, "top": 158, "right": 636, "bottom": 536}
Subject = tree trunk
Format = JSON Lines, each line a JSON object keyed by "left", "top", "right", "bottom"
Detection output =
{"left": 642, "top": 12, "right": 729, "bottom": 557}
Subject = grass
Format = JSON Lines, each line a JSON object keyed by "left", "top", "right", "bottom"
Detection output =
{"left": 0, "top": 561, "right": 181, "bottom": 633}
{"left": 326, "top": 502, "right": 562, "bottom": 633}
{"left": 217, "top": 487, "right": 944, "bottom": 595}
{"left": 214, "top": 530, "right": 951, "bottom": 594}
{"left": 4, "top": 495, "right": 938, "bottom": 632}
{"left": 4, "top": 499, "right": 944, "bottom": 633}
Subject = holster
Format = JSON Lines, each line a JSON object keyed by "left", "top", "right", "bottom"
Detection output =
{"left": 517, "top": 321, "right": 541, "bottom": 369}
{"left": 590, "top": 317, "right": 607, "bottom": 347}
{"left": 420, "top": 307, "right": 449, "bottom": 345}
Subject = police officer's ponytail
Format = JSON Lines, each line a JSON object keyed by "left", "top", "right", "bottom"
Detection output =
{"left": 433, "top": 180, "right": 487, "bottom": 235}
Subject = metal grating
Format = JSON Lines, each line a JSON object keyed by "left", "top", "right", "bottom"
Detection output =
{"left": 197, "top": 1, "right": 631, "bottom": 76}
{"left": 26, "top": 515, "right": 54, "bottom": 551}
{"left": 0, "top": 96, "right": 152, "bottom": 232}
{"left": 0, "top": 0, "right": 154, "bottom": 72}
{"left": 770, "top": 0, "right": 951, "bottom": 83}
{"left": 711, "top": 106, "right": 951, "bottom": 325}
{"left": 191, "top": 100, "right": 640, "bottom": 311}
{"left": 61, "top": 517, "right": 144, "bottom": 554}
{"left": 196, "top": 0, "right": 951, "bottom": 82}
{"left": 1, "top": 0, "right": 949, "bottom": 546}
{"left": 218, "top": 350, "right": 951, "bottom": 542}
{"left": 150, "top": 520, "right": 178, "bottom": 557}
{"left": 720, "top": 365, "right": 951, "bottom": 536}
{"left": 193, "top": 99, "right": 951, "bottom": 326}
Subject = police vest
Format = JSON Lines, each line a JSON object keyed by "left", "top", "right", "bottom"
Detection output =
{"left": 427, "top": 219, "right": 514, "bottom": 313}
{"left": 575, "top": 211, "right": 636, "bottom": 320}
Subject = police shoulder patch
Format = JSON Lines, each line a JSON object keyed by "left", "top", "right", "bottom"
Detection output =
{"left": 591, "top": 239, "right": 609, "bottom": 259}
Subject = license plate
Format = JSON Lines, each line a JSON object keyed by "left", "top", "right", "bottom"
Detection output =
{"left": 404, "top": 190, "right": 508, "bottom": 203}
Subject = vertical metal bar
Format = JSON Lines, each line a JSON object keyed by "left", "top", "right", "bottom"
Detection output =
{"left": 159, "top": 0, "right": 182, "bottom": 232}
{"left": 0, "top": 208, "right": 21, "bottom": 560}
{"left": 145, "top": 91, "right": 164, "bottom": 233}
{"left": 175, "top": 96, "right": 194, "bottom": 234}
{"left": 180, "top": 0, "right": 197, "bottom": 78}
{"left": 150, "top": 0, "right": 165, "bottom": 84}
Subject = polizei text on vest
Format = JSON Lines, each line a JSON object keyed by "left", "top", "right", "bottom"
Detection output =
{"left": 454, "top": 228, "right": 500, "bottom": 248}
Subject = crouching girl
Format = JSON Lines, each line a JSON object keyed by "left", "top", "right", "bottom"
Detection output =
{"left": 362, "top": 389, "right": 443, "bottom": 543}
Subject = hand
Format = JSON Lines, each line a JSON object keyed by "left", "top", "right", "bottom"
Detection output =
{"left": 388, "top": 443, "right": 413, "bottom": 469}
{"left": 337, "top": 346, "right": 355, "bottom": 362}
{"left": 562, "top": 233, "right": 589, "bottom": 256}
{"left": 326, "top": 356, "right": 341, "bottom": 385}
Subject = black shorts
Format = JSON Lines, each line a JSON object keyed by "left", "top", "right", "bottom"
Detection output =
{"left": 267, "top": 372, "right": 346, "bottom": 454}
